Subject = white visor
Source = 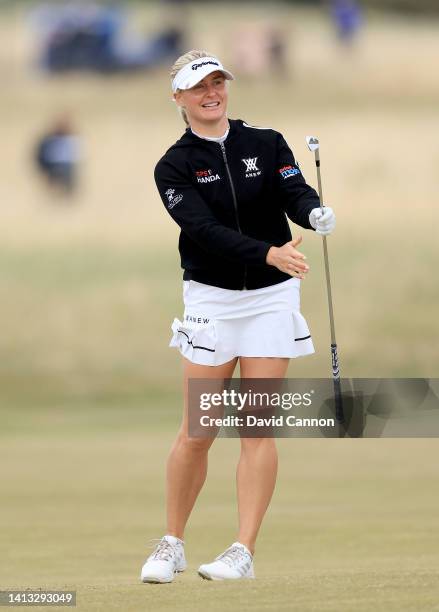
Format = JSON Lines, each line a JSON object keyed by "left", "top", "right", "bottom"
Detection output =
{"left": 172, "top": 57, "right": 234, "bottom": 93}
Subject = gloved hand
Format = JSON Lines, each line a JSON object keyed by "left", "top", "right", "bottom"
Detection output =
{"left": 309, "top": 206, "right": 336, "bottom": 235}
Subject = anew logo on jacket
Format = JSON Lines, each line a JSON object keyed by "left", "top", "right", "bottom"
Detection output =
{"left": 165, "top": 188, "right": 183, "bottom": 209}
{"left": 195, "top": 169, "right": 221, "bottom": 184}
{"left": 278, "top": 164, "right": 301, "bottom": 180}
{"left": 242, "top": 157, "right": 262, "bottom": 179}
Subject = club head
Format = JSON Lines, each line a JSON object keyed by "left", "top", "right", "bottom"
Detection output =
{"left": 306, "top": 135, "right": 320, "bottom": 152}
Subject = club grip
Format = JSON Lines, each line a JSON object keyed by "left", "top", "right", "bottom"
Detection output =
{"left": 331, "top": 343, "right": 340, "bottom": 379}
{"left": 331, "top": 343, "right": 344, "bottom": 423}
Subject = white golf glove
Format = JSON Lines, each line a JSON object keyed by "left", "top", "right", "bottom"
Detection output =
{"left": 309, "top": 206, "right": 336, "bottom": 235}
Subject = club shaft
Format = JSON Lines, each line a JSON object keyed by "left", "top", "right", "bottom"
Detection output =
{"left": 312, "top": 145, "right": 344, "bottom": 424}
{"left": 314, "top": 152, "right": 337, "bottom": 347}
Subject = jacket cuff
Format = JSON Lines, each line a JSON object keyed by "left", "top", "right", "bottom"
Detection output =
{"left": 259, "top": 242, "right": 274, "bottom": 265}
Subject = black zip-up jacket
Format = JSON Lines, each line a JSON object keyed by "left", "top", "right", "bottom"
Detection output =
{"left": 154, "top": 119, "right": 320, "bottom": 290}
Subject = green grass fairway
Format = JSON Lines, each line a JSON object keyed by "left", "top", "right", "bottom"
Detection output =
{"left": 2, "top": 401, "right": 439, "bottom": 611}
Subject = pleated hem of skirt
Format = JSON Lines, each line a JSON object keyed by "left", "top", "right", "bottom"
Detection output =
{"left": 169, "top": 317, "right": 315, "bottom": 366}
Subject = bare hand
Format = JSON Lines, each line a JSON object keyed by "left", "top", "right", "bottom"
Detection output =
{"left": 266, "top": 236, "right": 309, "bottom": 279}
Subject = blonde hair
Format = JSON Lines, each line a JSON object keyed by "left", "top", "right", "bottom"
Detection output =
{"left": 170, "top": 49, "right": 218, "bottom": 127}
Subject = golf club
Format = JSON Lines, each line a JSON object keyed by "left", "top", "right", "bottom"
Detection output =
{"left": 306, "top": 135, "right": 344, "bottom": 424}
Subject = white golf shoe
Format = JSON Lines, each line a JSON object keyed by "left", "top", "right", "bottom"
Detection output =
{"left": 140, "top": 535, "right": 186, "bottom": 583}
{"left": 198, "top": 542, "right": 255, "bottom": 580}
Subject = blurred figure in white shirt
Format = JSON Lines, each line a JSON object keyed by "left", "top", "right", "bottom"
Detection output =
{"left": 35, "top": 115, "right": 81, "bottom": 196}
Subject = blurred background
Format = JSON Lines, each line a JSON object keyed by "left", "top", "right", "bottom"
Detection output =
{"left": 1, "top": 1, "right": 439, "bottom": 610}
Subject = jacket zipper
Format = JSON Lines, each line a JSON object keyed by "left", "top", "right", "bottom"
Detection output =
{"left": 219, "top": 141, "right": 247, "bottom": 290}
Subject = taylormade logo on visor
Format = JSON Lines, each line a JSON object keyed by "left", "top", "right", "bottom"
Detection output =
{"left": 191, "top": 60, "right": 219, "bottom": 70}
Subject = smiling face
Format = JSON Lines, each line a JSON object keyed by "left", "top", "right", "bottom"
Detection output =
{"left": 174, "top": 71, "right": 229, "bottom": 132}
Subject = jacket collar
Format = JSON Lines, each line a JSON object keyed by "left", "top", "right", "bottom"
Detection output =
{"left": 181, "top": 119, "right": 240, "bottom": 144}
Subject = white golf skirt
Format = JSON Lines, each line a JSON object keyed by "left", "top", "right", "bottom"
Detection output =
{"left": 169, "top": 278, "right": 315, "bottom": 366}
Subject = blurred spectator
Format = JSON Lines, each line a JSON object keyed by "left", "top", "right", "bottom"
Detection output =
{"left": 267, "top": 26, "right": 288, "bottom": 76}
{"left": 114, "top": 26, "right": 184, "bottom": 73}
{"left": 330, "top": 0, "right": 363, "bottom": 46}
{"left": 232, "top": 23, "right": 289, "bottom": 78}
{"left": 30, "top": 2, "right": 185, "bottom": 74}
{"left": 34, "top": 116, "right": 81, "bottom": 196}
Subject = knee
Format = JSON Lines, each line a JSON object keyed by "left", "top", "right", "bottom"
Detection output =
{"left": 175, "top": 431, "right": 213, "bottom": 454}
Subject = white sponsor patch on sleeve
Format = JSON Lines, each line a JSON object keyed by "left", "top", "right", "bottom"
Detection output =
{"left": 165, "top": 188, "right": 183, "bottom": 209}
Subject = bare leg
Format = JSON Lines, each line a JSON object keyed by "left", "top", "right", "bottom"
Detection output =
{"left": 235, "top": 357, "right": 289, "bottom": 554}
{"left": 166, "top": 357, "right": 238, "bottom": 539}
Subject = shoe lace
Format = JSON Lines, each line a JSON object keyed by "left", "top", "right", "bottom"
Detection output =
{"left": 148, "top": 538, "right": 176, "bottom": 562}
{"left": 216, "top": 546, "right": 250, "bottom": 568}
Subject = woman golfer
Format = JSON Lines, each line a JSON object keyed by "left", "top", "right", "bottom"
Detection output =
{"left": 141, "top": 50, "right": 336, "bottom": 582}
